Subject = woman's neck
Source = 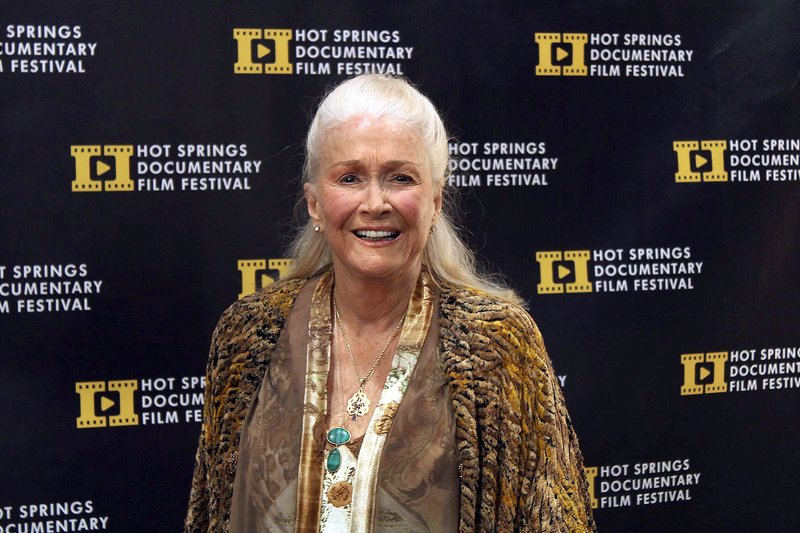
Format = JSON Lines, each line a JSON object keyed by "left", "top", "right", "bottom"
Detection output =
{"left": 331, "top": 266, "right": 419, "bottom": 332}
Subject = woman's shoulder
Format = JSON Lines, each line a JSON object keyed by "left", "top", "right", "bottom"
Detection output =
{"left": 436, "top": 282, "right": 553, "bottom": 413}
{"left": 438, "top": 282, "right": 538, "bottom": 337}
{"left": 212, "top": 278, "right": 308, "bottom": 341}
{"left": 202, "top": 278, "right": 308, "bottom": 383}
{"left": 437, "top": 281, "right": 547, "bottom": 370}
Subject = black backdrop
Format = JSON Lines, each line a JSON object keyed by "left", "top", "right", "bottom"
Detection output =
{"left": 2, "top": 1, "right": 799, "bottom": 531}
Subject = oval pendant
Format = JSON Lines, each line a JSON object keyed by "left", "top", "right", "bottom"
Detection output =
{"left": 326, "top": 427, "right": 351, "bottom": 446}
{"left": 326, "top": 447, "right": 342, "bottom": 472}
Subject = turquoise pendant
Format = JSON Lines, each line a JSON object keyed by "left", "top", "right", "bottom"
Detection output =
{"left": 326, "top": 447, "right": 342, "bottom": 472}
{"left": 326, "top": 427, "right": 351, "bottom": 446}
{"left": 326, "top": 427, "right": 351, "bottom": 473}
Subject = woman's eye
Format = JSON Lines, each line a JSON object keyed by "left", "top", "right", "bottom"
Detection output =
{"left": 339, "top": 174, "right": 358, "bottom": 184}
{"left": 393, "top": 174, "right": 414, "bottom": 183}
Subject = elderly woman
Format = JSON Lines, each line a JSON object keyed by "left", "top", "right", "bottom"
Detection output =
{"left": 186, "top": 74, "right": 595, "bottom": 532}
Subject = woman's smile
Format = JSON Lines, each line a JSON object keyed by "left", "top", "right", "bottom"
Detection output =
{"left": 353, "top": 229, "right": 400, "bottom": 242}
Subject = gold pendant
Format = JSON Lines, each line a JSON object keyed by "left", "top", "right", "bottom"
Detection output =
{"left": 327, "top": 480, "right": 353, "bottom": 508}
{"left": 346, "top": 389, "right": 370, "bottom": 421}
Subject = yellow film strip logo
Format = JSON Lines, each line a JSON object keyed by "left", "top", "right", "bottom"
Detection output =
{"left": 585, "top": 466, "right": 599, "bottom": 509}
{"left": 75, "top": 380, "right": 139, "bottom": 428}
{"left": 238, "top": 258, "right": 294, "bottom": 299}
{"left": 536, "top": 250, "right": 592, "bottom": 294}
{"left": 680, "top": 352, "right": 728, "bottom": 395}
{"left": 71, "top": 145, "right": 134, "bottom": 192}
{"left": 673, "top": 140, "right": 728, "bottom": 183}
{"left": 233, "top": 28, "right": 293, "bottom": 74}
{"left": 534, "top": 33, "right": 588, "bottom": 76}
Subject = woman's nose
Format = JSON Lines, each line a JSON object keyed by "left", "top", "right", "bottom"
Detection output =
{"left": 360, "top": 180, "right": 390, "bottom": 215}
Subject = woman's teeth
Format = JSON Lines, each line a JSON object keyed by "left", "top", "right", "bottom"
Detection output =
{"left": 355, "top": 230, "right": 399, "bottom": 240}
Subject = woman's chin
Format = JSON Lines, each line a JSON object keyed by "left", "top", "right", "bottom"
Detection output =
{"left": 334, "top": 258, "right": 420, "bottom": 283}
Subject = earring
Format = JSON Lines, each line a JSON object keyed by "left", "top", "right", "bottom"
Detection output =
{"left": 314, "top": 224, "right": 321, "bottom": 233}
{"left": 430, "top": 224, "right": 437, "bottom": 234}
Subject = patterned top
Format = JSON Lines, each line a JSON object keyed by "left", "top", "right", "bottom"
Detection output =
{"left": 320, "top": 350, "right": 424, "bottom": 530}
{"left": 228, "top": 270, "right": 454, "bottom": 532}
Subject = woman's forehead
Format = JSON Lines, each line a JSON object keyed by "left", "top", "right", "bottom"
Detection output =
{"left": 320, "top": 116, "right": 426, "bottom": 160}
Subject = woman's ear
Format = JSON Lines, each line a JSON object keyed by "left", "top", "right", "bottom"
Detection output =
{"left": 304, "top": 182, "right": 320, "bottom": 225}
{"left": 433, "top": 185, "right": 443, "bottom": 216}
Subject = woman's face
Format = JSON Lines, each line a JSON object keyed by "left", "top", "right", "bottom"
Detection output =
{"left": 305, "top": 115, "right": 442, "bottom": 284}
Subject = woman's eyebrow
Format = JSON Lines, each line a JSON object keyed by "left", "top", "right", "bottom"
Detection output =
{"left": 382, "top": 159, "right": 421, "bottom": 168}
{"left": 329, "top": 159, "right": 421, "bottom": 170}
{"left": 329, "top": 159, "right": 361, "bottom": 168}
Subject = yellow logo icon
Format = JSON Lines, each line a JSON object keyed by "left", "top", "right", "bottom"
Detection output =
{"left": 585, "top": 466, "right": 599, "bottom": 509}
{"left": 233, "top": 28, "right": 293, "bottom": 74}
{"left": 75, "top": 380, "right": 139, "bottom": 428}
{"left": 238, "top": 258, "right": 294, "bottom": 299}
{"left": 536, "top": 250, "right": 592, "bottom": 294}
{"left": 534, "top": 33, "right": 588, "bottom": 76}
{"left": 71, "top": 145, "right": 135, "bottom": 192}
{"left": 680, "top": 352, "right": 728, "bottom": 395}
{"left": 673, "top": 140, "right": 728, "bottom": 182}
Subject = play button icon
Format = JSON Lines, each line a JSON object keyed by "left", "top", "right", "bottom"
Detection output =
{"left": 257, "top": 43, "right": 271, "bottom": 59}
{"left": 96, "top": 160, "right": 111, "bottom": 176}
{"left": 693, "top": 153, "right": 708, "bottom": 169}
{"left": 100, "top": 396, "right": 116, "bottom": 412}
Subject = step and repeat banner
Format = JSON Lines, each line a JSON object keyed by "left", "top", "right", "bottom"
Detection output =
{"left": 2, "top": 1, "right": 798, "bottom": 531}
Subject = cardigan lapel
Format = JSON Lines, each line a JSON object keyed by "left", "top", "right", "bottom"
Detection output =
{"left": 437, "top": 284, "right": 484, "bottom": 531}
{"left": 211, "top": 278, "right": 306, "bottom": 529}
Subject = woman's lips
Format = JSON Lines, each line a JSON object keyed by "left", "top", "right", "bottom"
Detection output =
{"left": 354, "top": 229, "right": 400, "bottom": 241}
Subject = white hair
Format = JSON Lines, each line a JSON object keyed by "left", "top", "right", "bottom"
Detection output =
{"left": 284, "top": 74, "right": 522, "bottom": 305}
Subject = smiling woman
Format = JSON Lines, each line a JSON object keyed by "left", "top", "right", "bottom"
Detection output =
{"left": 186, "top": 75, "right": 595, "bottom": 532}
